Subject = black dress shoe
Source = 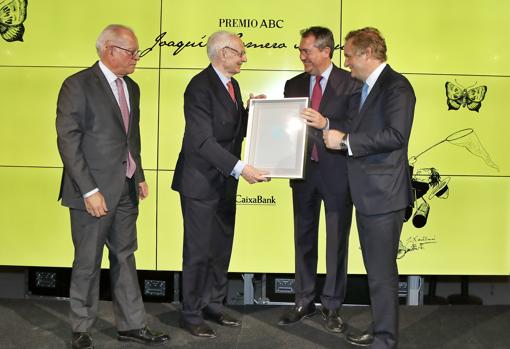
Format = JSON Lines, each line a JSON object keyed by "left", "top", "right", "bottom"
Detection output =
{"left": 320, "top": 306, "right": 346, "bottom": 333}
{"left": 72, "top": 332, "right": 93, "bottom": 349}
{"left": 203, "top": 311, "right": 241, "bottom": 327}
{"left": 179, "top": 319, "right": 216, "bottom": 338}
{"left": 278, "top": 303, "right": 316, "bottom": 325}
{"left": 345, "top": 331, "right": 374, "bottom": 346}
{"left": 117, "top": 326, "right": 170, "bottom": 345}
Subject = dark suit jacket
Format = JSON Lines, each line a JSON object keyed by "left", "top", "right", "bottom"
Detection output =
{"left": 56, "top": 62, "right": 144, "bottom": 210}
{"left": 284, "top": 64, "right": 361, "bottom": 194}
{"left": 172, "top": 64, "right": 247, "bottom": 200}
{"left": 341, "top": 64, "right": 415, "bottom": 215}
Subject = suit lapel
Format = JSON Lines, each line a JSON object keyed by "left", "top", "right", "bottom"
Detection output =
{"left": 230, "top": 77, "right": 244, "bottom": 135}
{"left": 92, "top": 62, "right": 126, "bottom": 131}
{"left": 207, "top": 65, "right": 238, "bottom": 117}
{"left": 320, "top": 66, "right": 341, "bottom": 112}
{"left": 350, "top": 65, "right": 390, "bottom": 131}
{"left": 125, "top": 77, "right": 136, "bottom": 136}
{"left": 301, "top": 74, "right": 311, "bottom": 99}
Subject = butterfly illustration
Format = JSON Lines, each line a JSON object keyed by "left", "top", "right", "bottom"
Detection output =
{"left": 0, "top": 0, "right": 28, "bottom": 42}
{"left": 445, "top": 81, "right": 487, "bottom": 112}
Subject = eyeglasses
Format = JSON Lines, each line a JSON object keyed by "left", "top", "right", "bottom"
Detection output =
{"left": 223, "top": 46, "right": 246, "bottom": 58}
{"left": 297, "top": 47, "right": 318, "bottom": 56}
{"left": 110, "top": 45, "right": 141, "bottom": 59}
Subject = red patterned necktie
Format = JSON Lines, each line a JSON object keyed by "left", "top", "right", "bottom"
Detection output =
{"left": 310, "top": 75, "right": 323, "bottom": 161}
{"left": 115, "top": 78, "right": 136, "bottom": 178}
{"left": 227, "top": 80, "right": 236, "bottom": 103}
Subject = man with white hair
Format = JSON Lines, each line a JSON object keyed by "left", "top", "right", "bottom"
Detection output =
{"left": 172, "top": 30, "right": 267, "bottom": 338}
{"left": 56, "top": 24, "right": 169, "bottom": 348}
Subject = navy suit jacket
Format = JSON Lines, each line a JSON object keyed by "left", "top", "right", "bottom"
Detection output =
{"left": 341, "top": 64, "right": 415, "bottom": 215}
{"left": 172, "top": 64, "right": 247, "bottom": 200}
{"left": 284, "top": 64, "right": 361, "bottom": 194}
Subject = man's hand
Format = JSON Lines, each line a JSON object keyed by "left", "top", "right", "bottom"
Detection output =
{"left": 138, "top": 181, "right": 149, "bottom": 200}
{"left": 323, "top": 129, "right": 345, "bottom": 150}
{"left": 84, "top": 192, "right": 108, "bottom": 217}
{"left": 241, "top": 164, "right": 270, "bottom": 184}
{"left": 301, "top": 108, "right": 327, "bottom": 130}
{"left": 247, "top": 93, "right": 267, "bottom": 107}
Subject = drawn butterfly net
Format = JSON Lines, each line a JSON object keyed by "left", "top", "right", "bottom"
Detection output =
{"left": 409, "top": 128, "right": 499, "bottom": 171}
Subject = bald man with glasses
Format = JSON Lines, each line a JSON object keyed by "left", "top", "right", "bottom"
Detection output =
{"left": 56, "top": 24, "right": 169, "bottom": 349}
{"left": 172, "top": 30, "right": 267, "bottom": 338}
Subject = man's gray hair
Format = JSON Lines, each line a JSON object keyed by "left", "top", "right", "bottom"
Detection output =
{"left": 206, "top": 31, "right": 238, "bottom": 62}
{"left": 96, "top": 24, "right": 135, "bottom": 57}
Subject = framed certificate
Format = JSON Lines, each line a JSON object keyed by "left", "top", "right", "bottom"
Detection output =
{"left": 244, "top": 97, "right": 309, "bottom": 179}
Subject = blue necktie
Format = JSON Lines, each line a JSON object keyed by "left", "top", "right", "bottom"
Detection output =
{"left": 360, "top": 83, "right": 369, "bottom": 110}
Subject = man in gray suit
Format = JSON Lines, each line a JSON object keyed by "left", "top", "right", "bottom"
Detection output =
{"left": 56, "top": 24, "right": 169, "bottom": 349}
{"left": 324, "top": 27, "right": 415, "bottom": 349}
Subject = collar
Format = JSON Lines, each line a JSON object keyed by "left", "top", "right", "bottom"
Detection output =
{"left": 312, "top": 62, "right": 333, "bottom": 82}
{"left": 320, "top": 62, "right": 333, "bottom": 81}
{"left": 364, "top": 62, "right": 387, "bottom": 94}
{"left": 212, "top": 64, "right": 231, "bottom": 88}
{"left": 98, "top": 60, "right": 120, "bottom": 84}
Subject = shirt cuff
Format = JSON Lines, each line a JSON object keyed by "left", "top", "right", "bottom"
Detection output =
{"left": 83, "top": 188, "right": 99, "bottom": 198}
{"left": 322, "top": 117, "right": 330, "bottom": 130}
{"left": 344, "top": 134, "right": 353, "bottom": 156}
{"left": 231, "top": 160, "right": 245, "bottom": 179}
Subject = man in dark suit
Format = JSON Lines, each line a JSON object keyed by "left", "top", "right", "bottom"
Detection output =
{"left": 278, "top": 27, "right": 360, "bottom": 333}
{"left": 56, "top": 24, "right": 169, "bottom": 349}
{"left": 324, "top": 27, "right": 415, "bottom": 349}
{"left": 172, "top": 30, "right": 267, "bottom": 338}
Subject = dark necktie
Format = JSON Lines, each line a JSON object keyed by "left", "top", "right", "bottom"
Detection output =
{"left": 310, "top": 75, "right": 323, "bottom": 161}
{"left": 115, "top": 78, "right": 136, "bottom": 178}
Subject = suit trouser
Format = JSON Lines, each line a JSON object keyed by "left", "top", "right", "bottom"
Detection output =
{"left": 292, "top": 162, "right": 353, "bottom": 309}
{"left": 356, "top": 209, "right": 405, "bottom": 349}
{"left": 69, "top": 178, "right": 146, "bottom": 332}
{"left": 179, "top": 181, "right": 237, "bottom": 325}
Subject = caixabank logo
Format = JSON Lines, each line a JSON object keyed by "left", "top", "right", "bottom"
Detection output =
{"left": 236, "top": 194, "right": 277, "bottom": 206}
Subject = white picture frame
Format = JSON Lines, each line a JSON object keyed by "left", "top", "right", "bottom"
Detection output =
{"left": 244, "top": 98, "right": 309, "bottom": 179}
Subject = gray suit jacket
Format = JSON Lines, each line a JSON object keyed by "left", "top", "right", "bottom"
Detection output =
{"left": 345, "top": 65, "right": 415, "bottom": 215}
{"left": 56, "top": 61, "right": 144, "bottom": 210}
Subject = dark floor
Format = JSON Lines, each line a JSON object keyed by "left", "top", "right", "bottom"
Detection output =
{"left": 0, "top": 299, "right": 509, "bottom": 348}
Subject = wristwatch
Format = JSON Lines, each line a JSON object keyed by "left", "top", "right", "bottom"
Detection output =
{"left": 340, "top": 133, "right": 348, "bottom": 150}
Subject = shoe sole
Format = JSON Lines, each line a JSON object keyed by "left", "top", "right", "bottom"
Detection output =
{"left": 179, "top": 322, "right": 217, "bottom": 338}
{"left": 345, "top": 338, "right": 372, "bottom": 347}
{"left": 71, "top": 345, "right": 93, "bottom": 349}
{"left": 117, "top": 335, "right": 169, "bottom": 346}
{"left": 345, "top": 339, "right": 372, "bottom": 348}
{"left": 203, "top": 315, "right": 241, "bottom": 327}
{"left": 278, "top": 310, "right": 317, "bottom": 326}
